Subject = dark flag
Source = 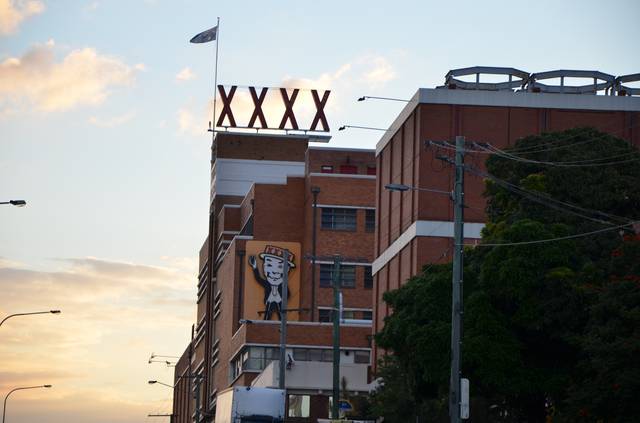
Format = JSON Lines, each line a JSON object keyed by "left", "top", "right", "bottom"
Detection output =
{"left": 190, "top": 25, "right": 218, "bottom": 43}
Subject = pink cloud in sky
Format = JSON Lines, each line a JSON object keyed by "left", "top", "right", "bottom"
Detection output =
{"left": 0, "top": 256, "right": 196, "bottom": 422}
{"left": 0, "top": 42, "right": 139, "bottom": 114}
{"left": 0, "top": 0, "right": 44, "bottom": 35}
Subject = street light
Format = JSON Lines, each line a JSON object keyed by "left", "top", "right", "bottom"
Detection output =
{"left": 3, "top": 385, "right": 52, "bottom": 423}
{"left": 338, "top": 125, "right": 387, "bottom": 132}
{"left": 385, "top": 183, "right": 452, "bottom": 196}
{"left": 357, "top": 95, "right": 410, "bottom": 102}
{"left": 0, "top": 310, "right": 61, "bottom": 328}
{"left": 0, "top": 200, "right": 27, "bottom": 207}
{"left": 148, "top": 380, "right": 174, "bottom": 389}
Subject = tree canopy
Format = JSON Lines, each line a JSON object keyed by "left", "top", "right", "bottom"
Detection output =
{"left": 373, "top": 128, "right": 640, "bottom": 423}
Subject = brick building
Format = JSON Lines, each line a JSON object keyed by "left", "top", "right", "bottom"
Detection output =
{"left": 371, "top": 73, "right": 640, "bottom": 367}
{"left": 173, "top": 132, "right": 377, "bottom": 422}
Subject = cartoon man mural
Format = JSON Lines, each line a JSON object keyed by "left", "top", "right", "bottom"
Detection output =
{"left": 248, "top": 245, "right": 296, "bottom": 320}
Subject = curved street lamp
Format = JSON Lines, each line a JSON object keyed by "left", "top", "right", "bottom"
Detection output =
{"left": 3, "top": 385, "right": 52, "bottom": 423}
{"left": 148, "top": 380, "right": 174, "bottom": 389}
{"left": 0, "top": 200, "right": 27, "bottom": 207}
{"left": 0, "top": 310, "right": 61, "bottom": 328}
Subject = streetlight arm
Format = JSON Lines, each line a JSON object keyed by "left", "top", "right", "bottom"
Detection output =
{"left": 1, "top": 311, "right": 57, "bottom": 327}
{"left": 384, "top": 183, "right": 452, "bottom": 196}
{"left": 3, "top": 385, "right": 51, "bottom": 423}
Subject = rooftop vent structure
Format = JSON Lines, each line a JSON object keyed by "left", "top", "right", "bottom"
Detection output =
{"left": 439, "top": 67, "right": 638, "bottom": 96}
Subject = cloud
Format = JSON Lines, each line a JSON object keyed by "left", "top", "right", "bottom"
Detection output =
{"left": 0, "top": 0, "right": 44, "bottom": 35}
{"left": 88, "top": 110, "right": 136, "bottom": 127}
{"left": 176, "top": 66, "right": 195, "bottom": 81}
{"left": 175, "top": 53, "right": 397, "bottom": 135}
{"left": 0, "top": 42, "right": 138, "bottom": 114}
{"left": 0, "top": 256, "right": 196, "bottom": 420}
{"left": 360, "top": 56, "right": 396, "bottom": 88}
{"left": 177, "top": 107, "right": 196, "bottom": 134}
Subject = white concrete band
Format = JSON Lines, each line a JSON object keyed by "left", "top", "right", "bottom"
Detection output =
{"left": 371, "top": 220, "right": 485, "bottom": 275}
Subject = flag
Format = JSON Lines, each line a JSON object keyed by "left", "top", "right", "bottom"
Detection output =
{"left": 190, "top": 25, "right": 217, "bottom": 43}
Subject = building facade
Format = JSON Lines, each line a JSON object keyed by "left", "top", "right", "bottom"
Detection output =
{"left": 371, "top": 81, "right": 640, "bottom": 367}
{"left": 173, "top": 132, "right": 377, "bottom": 422}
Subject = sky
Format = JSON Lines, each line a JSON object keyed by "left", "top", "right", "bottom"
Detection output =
{"left": 0, "top": 0, "right": 639, "bottom": 422}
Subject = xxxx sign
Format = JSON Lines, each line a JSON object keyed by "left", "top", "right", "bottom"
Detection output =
{"left": 215, "top": 85, "right": 331, "bottom": 132}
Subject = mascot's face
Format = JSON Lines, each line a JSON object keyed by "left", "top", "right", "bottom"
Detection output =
{"left": 263, "top": 256, "right": 284, "bottom": 285}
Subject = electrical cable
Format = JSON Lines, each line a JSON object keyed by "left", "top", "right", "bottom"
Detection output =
{"left": 469, "top": 222, "right": 634, "bottom": 247}
{"left": 465, "top": 165, "right": 636, "bottom": 225}
{"left": 478, "top": 143, "right": 640, "bottom": 167}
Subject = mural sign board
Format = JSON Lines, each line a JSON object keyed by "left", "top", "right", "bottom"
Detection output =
{"left": 244, "top": 241, "right": 301, "bottom": 321}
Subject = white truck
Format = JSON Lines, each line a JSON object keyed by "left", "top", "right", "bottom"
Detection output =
{"left": 214, "top": 386, "right": 286, "bottom": 423}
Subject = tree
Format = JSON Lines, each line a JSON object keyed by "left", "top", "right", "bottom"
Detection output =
{"left": 372, "top": 128, "right": 640, "bottom": 422}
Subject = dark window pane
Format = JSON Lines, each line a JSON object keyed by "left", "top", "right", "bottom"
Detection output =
{"left": 308, "top": 349, "right": 322, "bottom": 361}
{"left": 354, "top": 350, "right": 370, "bottom": 364}
{"left": 319, "top": 264, "right": 332, "bottom": 287}
{"left": 318, "top": 309, "right": 333, "bottom": 322}
{"left": 340, "top": 266, "right": 356, "bottom": 288}
{"left": 364, "top": 267, "right": 373, "bottom": 289}
{"left": 367, "top": 166, "right": 376, "bottom": 175}
{"left": 321, "top": 208, "right": 356, "bottom": 231}
{"left": 293, "top": 349, "right": 308, "bottom": 361}
{"left": 362, "top": 310, "right": 373, "bottom": 320}
{"left": 320, "top": 264, "right": 356, "bottom": 288}
{"left": 365, "top": 209, "right": 375, "bottom": 232}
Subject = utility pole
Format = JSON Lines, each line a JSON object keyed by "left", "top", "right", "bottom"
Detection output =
{"left": 449, "top": 135, "right": 465, "bottom": 423}
{"left": 331, "top": 255, "right": 341, "bottom": 420}
{"left": 310, "top": 186, "right": 321, "bottom": 321}
{"left": 279, "top": 249, "right": 290, "bottom": 390}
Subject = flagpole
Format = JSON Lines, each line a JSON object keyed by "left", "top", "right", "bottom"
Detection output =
{"left": 211, "top": 16, "right": 220, "bottom": 144}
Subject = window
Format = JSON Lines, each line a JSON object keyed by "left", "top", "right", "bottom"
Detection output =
{"left": 321, "top": 208, "right": 357, "bottom": 231}
{"left": 354, "top": 350, "right": 370, "bottom": 364}
{"left": 318, "top": 308, "right": 333, "bottom": 322}
{"left": 342, "top": 310, "right": 355, "bottom": 320}
{"left": 321, "top": 165, "right": 333, "bottom": 173}
{"left": 319, "top": 264, "right": 356, "bottom": 288}
{"left": 293, "top": 348, "right": 333, "bottom": 362}
{"left": 365, "top": 209, "right": 375, "bottom": 233}
{"left": 367, "top": 166, "right": 376, "bottom": 175}
{"left": 362, "top": 310, "right": 373, "bottom": 321}
{"left": 364, "top": 267, "right": 373, "bottom": 289}
{"left": 340, "top": 266, "right": 356, "bottom": 288}
{"left": 339, "top": 165, "right": 358, "bottom": 174}
{"left": 288, "top": 395, "right": 310, "bottom": 418}
{"left": 230, "top": 346, "right": 279, "bottom": 381}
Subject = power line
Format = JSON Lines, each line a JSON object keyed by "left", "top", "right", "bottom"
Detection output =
{"left": 478, "top": 143, "right": 640, "bottom": 167}
{"left": 469, "top": 222, "right": 634, "bottom": 247}
{"left": 465, "top": 165, "right": 635, "bottom": 226}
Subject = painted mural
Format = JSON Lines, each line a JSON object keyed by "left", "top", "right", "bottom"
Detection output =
{"left": 245, "top": 241, "right": 301, "bottom": 321}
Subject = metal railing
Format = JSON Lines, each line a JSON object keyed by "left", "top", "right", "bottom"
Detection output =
{"left": 439, "top": 66, "right": 639, "bottom": 96}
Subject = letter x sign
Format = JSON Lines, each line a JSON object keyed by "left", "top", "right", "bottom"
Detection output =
{"left": 216, "top": 85, "right": 331, "bottom": 132}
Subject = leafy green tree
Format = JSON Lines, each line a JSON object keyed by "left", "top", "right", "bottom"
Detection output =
{"left": 372, "top": 128, "right": 640, "bottom": 422}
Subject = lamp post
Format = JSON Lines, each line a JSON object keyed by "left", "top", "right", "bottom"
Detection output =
{"left": 0, "top": 200, "right": 26, "bottom": 207}
{"left": 3, "top": 385, "right": 52, "bottom": 423}
{"left": 149, "top": 375, "right": 206, "bottom": 422}
{"left": 0, "top": 310, "right": 61, "bottom": 328}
